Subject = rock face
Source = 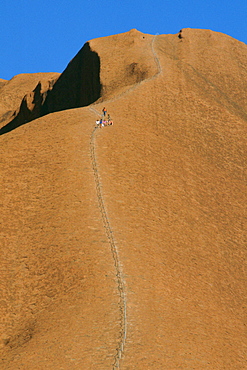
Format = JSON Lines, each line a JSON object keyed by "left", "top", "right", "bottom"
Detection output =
{"left": 0, "top": 78, "right": 7, "bottom": 88}
{"left": 0, "top": 42, "right": 101, "bottom": 134}
{"left": 0, "top": 29, "right": 246, "bottom": 369}
{"left": 0, "top": 29, "right": 158, "bottom": 134}
{"left": 0, "top": 73, "right": 59, "bottom": 133}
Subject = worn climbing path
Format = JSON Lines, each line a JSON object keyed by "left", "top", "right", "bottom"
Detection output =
{"left": 89, "top": 118, "right": 127, "bottom": 370}
{"left": 88, "top": 33, "right": 161, "bottom": 369}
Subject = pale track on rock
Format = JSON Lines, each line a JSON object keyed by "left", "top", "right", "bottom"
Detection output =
{"left": 89, "top": 121, "right": 127, "bottom": 370}
{"left": 88, "top": 33, "right": 161, "bottom": 369}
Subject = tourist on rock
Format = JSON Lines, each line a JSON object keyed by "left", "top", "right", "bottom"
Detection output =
{"left": 102, "top": 107, "right": 107, "bottom": 116}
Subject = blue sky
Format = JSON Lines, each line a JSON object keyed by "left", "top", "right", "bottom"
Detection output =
{"left": 0, "top": 0, "right": 246, "bottom": 80}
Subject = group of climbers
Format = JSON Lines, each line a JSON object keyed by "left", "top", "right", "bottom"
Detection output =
{"left": 95, "top": 107, "right": 113, "bottom": 128}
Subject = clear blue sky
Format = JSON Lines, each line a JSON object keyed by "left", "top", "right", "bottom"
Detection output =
{"left": 0, "top": 0, "right": 246, "bottom": 80}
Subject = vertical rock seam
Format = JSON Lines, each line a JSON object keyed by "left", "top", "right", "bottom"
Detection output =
{"left": 90, "top": 122, "right": 127, "bottom": 369}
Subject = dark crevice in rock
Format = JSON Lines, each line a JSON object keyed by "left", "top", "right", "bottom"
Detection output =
{"left": 42, "top": 42, "right": 102, "bottom": 115}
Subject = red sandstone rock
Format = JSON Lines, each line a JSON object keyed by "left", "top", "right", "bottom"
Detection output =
{"left": 0, "top": 29, "right": 246, "bottom": 369}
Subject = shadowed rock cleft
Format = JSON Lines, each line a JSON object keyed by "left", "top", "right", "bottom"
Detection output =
{"left": 42, "top": 42, "right": 102, "bottom": 115}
